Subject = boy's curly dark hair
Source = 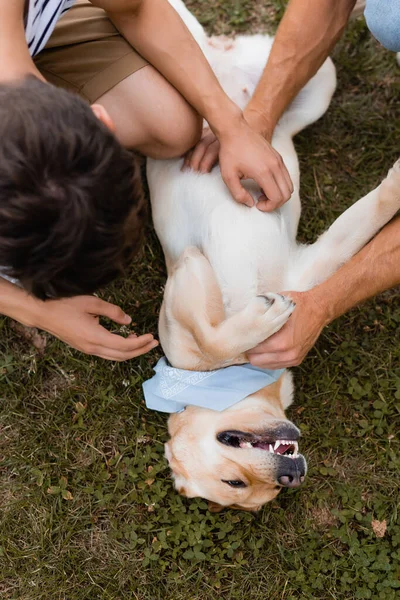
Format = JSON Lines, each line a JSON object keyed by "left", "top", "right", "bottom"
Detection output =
{"left": 0, "top": 77, "right": 146, "bottom": 300}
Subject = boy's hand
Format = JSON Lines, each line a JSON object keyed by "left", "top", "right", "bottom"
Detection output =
{"left": 34, "top": 295, "right": 158, "bottom": 361}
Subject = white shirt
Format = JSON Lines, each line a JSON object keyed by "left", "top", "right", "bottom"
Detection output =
{"left": 25, "top": 0, "right": 76, "bottom": 57}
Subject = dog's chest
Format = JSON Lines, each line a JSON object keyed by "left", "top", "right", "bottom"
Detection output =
{"left": 149, "top": 160, "right": 294, "bottom": 310}
{"left": 164, "top": 194, "right": 290, "bottom": 310}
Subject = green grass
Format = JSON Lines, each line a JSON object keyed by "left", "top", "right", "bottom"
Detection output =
{"left": 1, "top": 2, "right": 400, "bottom": 599}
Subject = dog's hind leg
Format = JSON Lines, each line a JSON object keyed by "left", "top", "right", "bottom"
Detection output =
{"left": 160, "top": 247, "right": 295, "bottom": 370}
{"left": 291, "top": 159, "right": 400, "bottom": 290}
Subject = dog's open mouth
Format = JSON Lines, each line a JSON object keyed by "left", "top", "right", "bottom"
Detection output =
{"left": 240, "top": 439, "right": 299, "bottom": 457}
{"left": 217, "top": 430, "right": 299, "bottom": 458}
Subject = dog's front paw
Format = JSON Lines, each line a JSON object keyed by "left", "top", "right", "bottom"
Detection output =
{"left": 244, "top": 293, "right": 295, "bottom": 342}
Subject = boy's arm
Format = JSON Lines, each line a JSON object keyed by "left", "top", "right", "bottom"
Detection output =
{"left": 0, "top": 278, "right": 158, "bottom": 360}
{"left": 0, "top": 0, "right": 45, "bottom": 82}
{"left": 90, "top": 0, "right": 293, "bottom": 211}
{"left": 248, "top": 217, "right": 400, "bottom": 368}
{"left": 244, "top": 0, "right": 357, "bottom": 140}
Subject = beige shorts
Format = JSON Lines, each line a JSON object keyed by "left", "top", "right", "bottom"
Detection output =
{"left": 34, "top": 0, "right": 148, "bottom": 103}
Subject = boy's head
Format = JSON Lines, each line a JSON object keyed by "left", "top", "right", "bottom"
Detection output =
{"left": 0, "top": 76, "right": 146, "bottom": 300}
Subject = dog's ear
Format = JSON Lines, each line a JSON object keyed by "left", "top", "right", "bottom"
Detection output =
{"left": 207, "top": 500, "right": 225, "bottom": 513}
{"left": 231, "top": 504, "right": 262, "bottom": 513}
{"left": 164, "top": 442, "right": 172, "bottom": 464}
{"left": 208, "top": 501, "right": 261, "bottom": 513}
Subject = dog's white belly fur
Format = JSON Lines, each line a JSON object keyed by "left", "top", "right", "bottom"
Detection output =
{"left": 149, "top": 160, "right": 296, "bottom": 314}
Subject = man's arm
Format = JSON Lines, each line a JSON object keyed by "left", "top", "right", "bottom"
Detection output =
{"left": 248, "top": 217, "right": 400, "bottom": 368}
{"left": 244, "top": 0, "right": 357, "bottom": 140}
{"left": 186, "top": 0, "right": 356, "bottom": 179}
{"left": 0, "top": 1, "right": 158, "bottom": 360}
{"left": 0, "top": 0, "right": 45, "bottom": 82}
{"left": 0, "top": 0, "right": 292, "bottom": 209}
{"left": 90, "top": 0, "right": 293, "bottom": 210}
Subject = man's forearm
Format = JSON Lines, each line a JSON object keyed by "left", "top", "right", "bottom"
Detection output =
{"left": 103, "top": 0, "right": 242, "bottom": 134}
{"left": 245, "top": 0, "right": 357, "bottom": 139}
{"left": 312, "top": 217, "right": 400, "bottom": 324}
{"left": 248, "top": 217, "right": 400, "bottom": 369}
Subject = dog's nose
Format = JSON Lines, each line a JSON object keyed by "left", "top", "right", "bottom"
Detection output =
{"left": 278, "top": 473, "right": 305, "bottom": 488}
{"left": 277, "top": 459, "right": 306, "bottom": 488}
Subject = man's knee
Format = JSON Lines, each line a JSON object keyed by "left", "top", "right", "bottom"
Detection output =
{"left": 365, "top": 0, "right": 400, "bottom": 52}
{"left": 97, "top": 66, "right": 203, "bottom": 159}
{"left": 149, "top": 104, "right": 203, "bottom": 159}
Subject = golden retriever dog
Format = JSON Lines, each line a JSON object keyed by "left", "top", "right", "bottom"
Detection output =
{"left": 144, "top": 0, "right": 400, "bottom": 511}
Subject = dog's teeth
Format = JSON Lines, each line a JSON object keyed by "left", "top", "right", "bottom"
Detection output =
{"left": 274, "top": 440, "right": 280, "bottom": 451}
{"left": 269, "top": 444, "right": 273, "bottom": 453}
{"left": 293, "top": 441, "right": 299, "bottom": 457}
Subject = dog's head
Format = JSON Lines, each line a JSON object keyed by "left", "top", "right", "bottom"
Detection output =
{"left": 165, "top": 371, "right": 307, "bottom": 512}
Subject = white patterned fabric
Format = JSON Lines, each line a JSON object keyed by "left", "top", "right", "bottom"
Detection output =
{"left": 25, "top": 0, "right": 76, "bottom": 57}
{"left": 142, "top": 357, "right": 284, "bottom": 413}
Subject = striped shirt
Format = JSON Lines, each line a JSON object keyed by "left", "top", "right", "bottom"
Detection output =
{"left": 25, "top": 0, "right": 76, "bottom": 57}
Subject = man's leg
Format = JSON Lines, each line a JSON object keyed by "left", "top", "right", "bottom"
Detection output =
{"left": 34, "top": 0, "right": 202, "bottom": 159}
{"left": 96, "top": 65, "right": 202, "bottom": 159}
{"left": 364, "top": 0, "right": 400, "bottom": 51}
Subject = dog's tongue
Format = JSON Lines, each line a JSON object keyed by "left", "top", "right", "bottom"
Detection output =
{"left": 252, "top": 441, "right": 272, "bottom": 451}
{"left": 251, "top": 441, "right": 294, "bottom": 454}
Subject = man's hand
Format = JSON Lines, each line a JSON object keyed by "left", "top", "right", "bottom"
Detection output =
{"left": 183, "top": 110, "right": 273, "bottom": 175}
{"left": 183, "top": 127, "right": 220, "bottom": 175}
{"left": 184, "top": 117, "right": 293, "bottom": 212}
{"left": 96, "top": 0, "right": 293, "bottom": 209}
{"left": 248, "top": 290, "right": 328, "bottom": 368}
{"left": 35, "top": 295, "right": 158, "bottom": 361}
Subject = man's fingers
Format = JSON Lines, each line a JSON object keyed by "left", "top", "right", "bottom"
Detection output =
{"left": 223, "top": 173, "right": 254, "bottom": 207}
{"left": 272, "top": 149, "right": 294, "bottom": 194}
{"left": 247, "top": 341, "right": 273, "bottom": 355}
{"left": 255, "top": 173, "right": 283, "bottom": 211}
{"left": 182, "top": 150, "right": 193, "bottom": 171}
{"left": 253, "top": 155, "right": 293, "bottom": 211}
{"left": 249, "top": 353, "right": 290, "bottom": 369}
{"left": 199, "top": 140, "right": 220, "bottom": 173}
{"left": 88, "top": 297, "right": 131, "bottom": 325}
{"left": 249, "top": 349, "right": 302, "bottom": 369}
{"left": 273, "top": 167, "right": 293, "bottom": 206}
{"left": 283, "top": 161, "right": 294, "bottom": 195}
{"left": 256, "top": 194, "right": 272, "bottom": 212}
{"left": 188, "top": 143, "right": 206, "bottom": 172}
{"left": 189, "top": 134, "right": 215, "bottom": 172}
{"left": 248, "top": 336, "right": 283, "bottom": 356}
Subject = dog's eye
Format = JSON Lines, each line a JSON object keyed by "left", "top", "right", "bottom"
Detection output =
{"left": 222, "top": 479, "right": 247, "bottom": 488}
